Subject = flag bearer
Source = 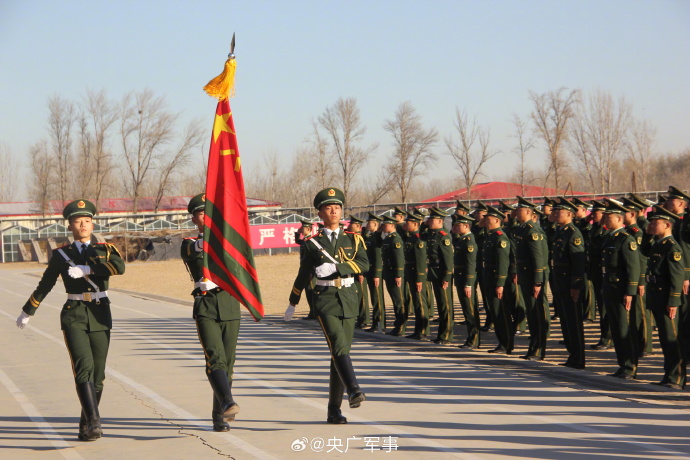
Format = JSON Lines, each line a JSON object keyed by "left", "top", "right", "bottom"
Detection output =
{"left": 181, "top": 193, "right": 242, "bottom": 431}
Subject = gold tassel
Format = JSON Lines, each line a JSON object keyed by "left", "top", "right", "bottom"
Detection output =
{"left": 203, "top": 58, "right": 236, "bottom": 101}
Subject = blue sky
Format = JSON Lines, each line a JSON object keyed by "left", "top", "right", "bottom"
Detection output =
{"left": 1, "top": 0, "right": 689, "bottom": 199}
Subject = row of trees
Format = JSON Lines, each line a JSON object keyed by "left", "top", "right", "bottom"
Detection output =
{"left": 3, "top": 87, "right": 686, "bottom": 210}
{"left": 247, "top": 88, "right": 685, "bottom": 207}
{"left": 23, "top": 89, "right": 206, "bottom": 215}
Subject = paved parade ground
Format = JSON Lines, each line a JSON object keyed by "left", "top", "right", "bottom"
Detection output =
{"left": 2, "top": 265, "right": 690, "bottom": 460}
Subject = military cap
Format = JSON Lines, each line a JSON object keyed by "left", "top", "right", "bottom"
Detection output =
{"left": 313, "top": 187, "right": 345, "bottom": 209}
{"left": 63, "top": 199, "right": 97, "bottom": 220}
{"left": 589, "top": 200, "right": 606, "bottom": 212}
{"left": 603, "top": 199, "right": 628, "bottom": 215}
{"left": 381, "top": 215, "right": 397, "bottom": 225}
{"left": 648, "top": 205, "right": 679, "bottom": 222}
{"left": 393, "top": 206, "right": 407, "bottom": 216}
{"left": 348, "top": 215, "right": 365, "bottom": 225}
{"left": 484, "top": 205, "right": 506, "bottom": 220}
{"left": 542, "top": 197, "right": 555, "bottom": 207}
{"left": 452, "top": 214, "right": 475, "bottom": 225}
{"left": 533, "top": 207, "right": 545, "bottom": 217}
{"left": 516, "top": 196, "right": 537, "bottom": 209}
{"left": 553, "top": 197, "right": 577, "bottom": 213}
{"left": 498, "top": 200, "right": 515, "bottom": 212}
{"left": 621, "top": 197, "right": 643, "bottom": 212}
{"left": 455, "top": 200, "right": 471, "bottom": 212}
{"left": 427, "top": 207, "right": 448, "bottom": 219}
{"left": 405, "top": 213, "right": 422, "bottom": 223}
{"left": 571, "top": 197, "right": 589, "bottom": 208}
{"left": 667, "top": 186, "right": 690, "bottom": 202}
{"left": 628, "top": 193, "right": 651, "bottom": 208}
{"left": 367, "top": 212, "right": 383, "bottom": 222}
{"left": 299, "top": 219, "right": 313, "bottom": 228}
{"left": 415, "top": 207, "right": 429, "bottom": 216}
{"left": 474, "top": 201, "right": 488, "bottom": 211}
{"left": 657, "top": 195, "right": 667, "bottom": 205}
{"left": 186, "top": 193, "right": 205, "bottom": 215}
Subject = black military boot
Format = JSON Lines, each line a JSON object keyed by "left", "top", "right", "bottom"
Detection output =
{"left": 79, "top": 389, "right": 103, "bottom": 441}
{"left": 332, "top": 355, "right": 366, "bottom": 408}
{"left": 326, "top": 360, "right": 347, "bottom": 424}
{"left": 208, "top": 370, "right": 240, "bottom": 422}
{"left": 76, "top": 382, "right": 102, "bottom": 441}
{"left": 212, "top": 394, "right": 231, "bottom": 431}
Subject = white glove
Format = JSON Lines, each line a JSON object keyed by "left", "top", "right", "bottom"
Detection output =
{"left": 194, "top": 239, "right": 204, "bottom": 252}
{"left": 68, "top": 265, "right": 92, "bottom": 279}
{"left": 16, "top": 311, "right": 30, "bottom": 329}
{"left": 284, "top": 304, "right": 296, "bottom": 321}
{"left": 198, "top": 279, "right": 218, "bottom": 291}
{"left": 315, "top": 263, "right": 337, "bottom": 278}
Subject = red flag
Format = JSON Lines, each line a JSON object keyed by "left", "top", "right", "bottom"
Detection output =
{"left": 202, "top": 99, "right": 264, "bottom": 321}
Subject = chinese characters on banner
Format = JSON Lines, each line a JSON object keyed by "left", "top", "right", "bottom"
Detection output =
{"left": 249, "top": 223, "right": 303, "bottom": 249}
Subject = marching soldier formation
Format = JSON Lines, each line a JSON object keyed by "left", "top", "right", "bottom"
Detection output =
{"left": 12, "top": 185, "right": 690, "bottom": 443}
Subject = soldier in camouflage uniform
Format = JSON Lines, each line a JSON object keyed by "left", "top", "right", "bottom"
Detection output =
{"left": 16, "top": 199, "right": 125, "bottom": 441}
{"left": 285, "top": 187, "right": 369, "bottom": 423}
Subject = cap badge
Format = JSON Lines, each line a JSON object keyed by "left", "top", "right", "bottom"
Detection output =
{"left": 77, "top": 201, "right": 86, "bottom": 208}
{"left": 328, "top": 189, "right": 336, "bottom": 196}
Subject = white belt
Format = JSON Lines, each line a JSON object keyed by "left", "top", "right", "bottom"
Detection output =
{"left": 67, "top": 291, "right": 108, "bottom": 302}
{"left": 315, "top": 278, "right": 355, "bottom": 288}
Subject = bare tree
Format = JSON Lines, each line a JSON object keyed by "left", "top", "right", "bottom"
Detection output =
{"left": 153, "top": 118, "right": 205, "bottom": 211}
{"left": 317, "top": 97, "right": 377, "bottom": 197}
{"left": 47, "top": 95, "right": 75, "bottom": 203}
{"left": 308, "top": 121, "right": 336, "bottom": 190}
{"left": 28, "top": 140, "right": 53, "bottom": 216}
{"left": 626, "top": 117, "right": 657, "bottom": 191}
{"left": 75, "top": 112, "right": 95, "bottom": 197}
{"left": 569, "top": 108, "right": 598, "bottom": 192}
{"left": 445, "top": 108, "right": 498, "bottom": 200}
{"left": 120, "top": 89, "right": 176, "bottom": 212}
{"left": 84, "top": 89, "right": 118, "bottom": 204}
{"left": 511, "top": 114, "right": 536, "bottom": 195}
{"left": 0, "top": 143, "right": 19, "bottom": 202}
{"left": 363, "top": 168, "right": 393, "bottom": 205}
{"left": 383, "top": 101, "right": 438, "bottom": 202}
{"left": 585, "top": 90, "right": 631, "bottom": 193}
{"left": 529, "top": 88, "right": 579, "bottom": 191}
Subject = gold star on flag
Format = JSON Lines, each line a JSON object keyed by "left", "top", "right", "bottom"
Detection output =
{"left": 213, "top": 111, "right": 235, "bottom": 142}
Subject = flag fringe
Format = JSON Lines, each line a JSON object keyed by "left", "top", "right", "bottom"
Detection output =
{"left": 203, "top": 58, "right": 236, "bottom": 101}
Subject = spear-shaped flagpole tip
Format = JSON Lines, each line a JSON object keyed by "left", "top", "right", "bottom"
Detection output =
{"left": 228, "top": 33, "right": 236, "bottom": 60}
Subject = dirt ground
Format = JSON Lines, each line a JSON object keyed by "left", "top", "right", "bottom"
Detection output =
{"left": 3, "top": 254, "right": 301, "bottom": 317}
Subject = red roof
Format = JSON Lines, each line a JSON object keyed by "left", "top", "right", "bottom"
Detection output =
{"left": 422, "top": 181, "right": 587, "bottom": 202}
